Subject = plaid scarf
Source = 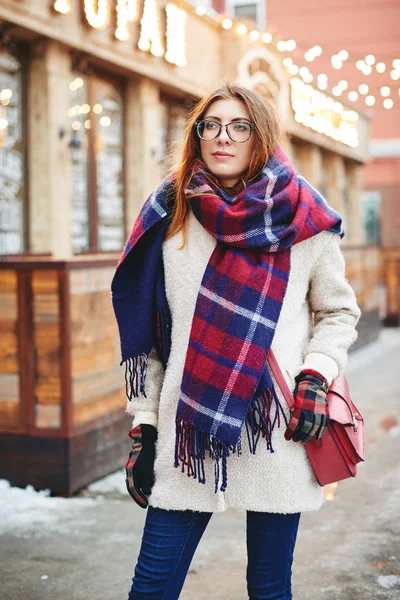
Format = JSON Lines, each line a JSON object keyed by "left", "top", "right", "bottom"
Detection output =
{"left": 112, "top": 147, "right": 343, "bottom": 492}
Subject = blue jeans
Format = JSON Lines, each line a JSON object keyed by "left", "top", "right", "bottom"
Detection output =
{"left": 128, "top": 507, "right": 300, "bottom": 600}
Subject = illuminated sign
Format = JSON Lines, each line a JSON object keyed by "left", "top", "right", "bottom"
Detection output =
{"left": 53, "top": 0, "right": 187, "bottom": 67}
{"left": 290, "top": 78, "right": 359, "bottom": 147}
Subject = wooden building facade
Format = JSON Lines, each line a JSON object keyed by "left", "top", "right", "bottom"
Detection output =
{"left": 0, "top": 0, "right": 378, "bottom": 494}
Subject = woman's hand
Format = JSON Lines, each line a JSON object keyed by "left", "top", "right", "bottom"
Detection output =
{"left": 284, "top": 370, "right": 330, "bottom": 443}
{"left": 125, "top": 424, "right": 158, "bottom": 508}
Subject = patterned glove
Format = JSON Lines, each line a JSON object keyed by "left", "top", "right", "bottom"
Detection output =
{"left": 284, "top": 369, "right": 330, "bottom": 444}
{"left": 125, "top": 424, "right": 157, "bottom": 509}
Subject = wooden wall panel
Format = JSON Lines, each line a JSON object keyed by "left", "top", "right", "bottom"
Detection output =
{"left": 69, "top": 267, "right": 125, "bottom": 429}
{"left": 72, "top": 388, "right": 126, "bottom": 428}
{"left": 0, "top": 270, "right": 20, "bottom": 429}
{"left": 32, "top": 271, "right": 61, "bottom": 428}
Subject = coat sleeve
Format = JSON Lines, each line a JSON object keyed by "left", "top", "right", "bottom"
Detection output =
{"left": 125, "top": 348, "right": 165, "bottom": 429}
{"left": 300, "top": 232, "right": 361, "bottom": 384}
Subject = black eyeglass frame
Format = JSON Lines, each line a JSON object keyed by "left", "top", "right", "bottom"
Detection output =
{"left": 194, "top": 119, "right": 255, "bottom": 143}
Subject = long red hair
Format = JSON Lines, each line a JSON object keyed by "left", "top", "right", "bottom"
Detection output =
{"left": 166, "top": 84, "right": 283, "bottom": 244}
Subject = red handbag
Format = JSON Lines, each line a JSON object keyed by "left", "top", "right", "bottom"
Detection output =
{"left": 267, "top": 351, "right": 365, "bottom": 486}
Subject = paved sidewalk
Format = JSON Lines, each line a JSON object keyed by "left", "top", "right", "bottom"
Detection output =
{"left": 1, "top": 329, "right": 399, "bottom": 599}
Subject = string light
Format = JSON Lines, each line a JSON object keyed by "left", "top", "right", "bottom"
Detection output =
{"left": 305, "top": 45, "right": 322, "bottom": 62}
{"left": 391, "top": 70, "right": 400, "bottom": 81}
{"left": 338, "top": 50, "right": 349, "bottom": 61}
{"left": 53, "top": 0, "right": 71, "bottom": 14}
{"left": 317, "top": 73, "right": 328, "bottom": 91}
{"left": 138, "top": 0, "right": 164, "bottom": 57}
{"left": 338, "top": 80, "right": 348, "bottom": 90}
{"left": 289, "top": 64, "right": 299, "bottom": 75}
{"left": 195, "top": 5, "right": 205, "bottom": 16}
{"left": 100, "top": 116, "right": 111, "bottom": 127}
{"left": 221, "top": 18, "right": 232, "bottom": 30}
{"left": 393, "top": 59, "right": 400, "bottom": 69}
{"left": 362, "top": 65, "right": 372, "bottom": 75}
{"left": 376, "top": 62, "right": 386, "bottom": 73}
{"left": 359, "top": 84, "right": 368, "bottom": 95}
{"left": 237, "top": 24, "right": 247, "bottom": 35}
{"left": 249, "top": 30, "right": 260, "bottom": 41}
{"left": 93, "top": 104, "right": 103, "bottom": 114}
{"left": 332, "top": 86, "right": 342, "bottom": 97}
{"left": 165, "top": 4, "right": 187, "bottom": 67}
{"left": 356, "top": 60, "right": 365, "bottom": 71}
{"left": 381, "top": 86, "right": 391, "bottom": 97}
{"left": 283, "top": 57, "right": 293, "bottom": 67}
{"left": 348, "top": 91, "right": 358, "bottom": 102}
{"left": 261, "top": 32, "right": 272, "bottom": 43}
{"left": 331, "top": 55, "right": 343, "bottom": 69}
{"left": 290, "top": 78, "right": 359, "bottom": 147}
{"left": 84, "top": 0, "right": 109, "bottom": 29}
{"left": 277, "top": 39, "right": 296, "bottom": 52}
{"left": 384, "top": 98, "right": 394, "bottom": 109}
{"left": 365, "top": 95, "right": 375, "bottom": 106}
{"left": 115, "top": 0, "right": 138, "bottom": 41}
{"left": 365, "top": 54, "right": 375, "bottom": 65}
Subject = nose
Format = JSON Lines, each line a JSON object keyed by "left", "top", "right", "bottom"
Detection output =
{"left": 217, "top": 124, "right": 231, "bottom": 144}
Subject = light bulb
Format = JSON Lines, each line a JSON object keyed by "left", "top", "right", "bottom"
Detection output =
{"left": 338, "top": 50, "right": 348, "bottom": 61}
{"left": 383, "top": 98, "right": 393, "bottom": 109}
{"left": 221, "top": 18, "right": 232, "bottom": 29}
{"left": 365, "top": 54, "right": 375, "bottom": 65}
{"left": 365, "top": 95, "right": 375, "bottom": 106}
{"left": 359, "top": 84, "right": 368, "bottom": 95}
{"left": 237, "top": 24, "right": 247, "bottom": 35}
{"left": 376, "top": 62, "right": 386, "bottom": 73}
{"left": 338, "top": 80, "right": 348, "bottom": 90}
{"left": 283, "top": 57, "right": 293, "bottom": 67}
{"left": 381, "top": 86, "right": 390, "bottom": 97}
{"left": 356, "top": 60, "right": 365, "bottom": 71}
{"left": 249, "top": 30, "right": 260, "bottom": 41}
{"left": 195, "top": 5, "right": 205, "bottom": 15}
{"left": 348, "top": 91, "right": 358, "bottom": 102}
{"left": 262, "top": 32, "right": 272, "bottom": 43}
{"left": 391, "top": 70, "right": 400, "bottom": 81}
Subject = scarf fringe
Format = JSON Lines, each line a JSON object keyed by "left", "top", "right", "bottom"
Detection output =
{"left": 123, "top": 354, "right": 148, "bottom": 400}
{"left": 174, "top": 386, "right": 288, "bottom": 493}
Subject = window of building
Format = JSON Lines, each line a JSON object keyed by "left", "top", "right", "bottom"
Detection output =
{"left": 159, "top": 96, "right": 188, "bottom": 178}
{"left": 234, "top": 3, "right": 257, "bottom": 22}
{"left": 67, "top": 73, "right": 124, "bottom": 253}
{"left": 0, "top": 49, "right": 26, "bottom": 255}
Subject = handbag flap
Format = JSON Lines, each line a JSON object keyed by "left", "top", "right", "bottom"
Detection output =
{"left": 327, "top": 374, "right": 362, "bottom": 426}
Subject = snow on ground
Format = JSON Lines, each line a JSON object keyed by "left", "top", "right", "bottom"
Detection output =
{"left": 0, "top": 479, "right": 99, "bottom": 538}
{"left": 87, "top": 468, "right": 126, "bottom": 496}
{"left": 376, "top": 575, "right": 400, "bottom": 589}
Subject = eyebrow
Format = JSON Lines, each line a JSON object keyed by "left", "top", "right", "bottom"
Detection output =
{"left": 203, "top": 116, "right": 252, "bottom": 123}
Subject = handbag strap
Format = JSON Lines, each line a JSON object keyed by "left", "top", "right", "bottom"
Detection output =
{"left": 267, "top": 351, "right": 295, "bottom": 411}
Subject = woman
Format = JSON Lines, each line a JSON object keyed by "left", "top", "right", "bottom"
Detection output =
{"left": 112, "top": 84, "right": 360, "bottom": 600}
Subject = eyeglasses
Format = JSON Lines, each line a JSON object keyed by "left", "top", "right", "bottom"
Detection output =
{"left": 195, "top": 119, "right": 255, "bottom": 143}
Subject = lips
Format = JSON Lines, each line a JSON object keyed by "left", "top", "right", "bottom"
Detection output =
{"left": 212, "top": 152, "right": 234, "bottom": 158}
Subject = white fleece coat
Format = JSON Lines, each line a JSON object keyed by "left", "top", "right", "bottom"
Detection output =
{"left": 127, "top": 209, "right": 360, "bottom": 514}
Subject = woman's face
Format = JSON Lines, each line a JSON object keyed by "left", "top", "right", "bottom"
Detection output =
{"left": 199, "top": 98, "right": 256, "bottom": 187}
